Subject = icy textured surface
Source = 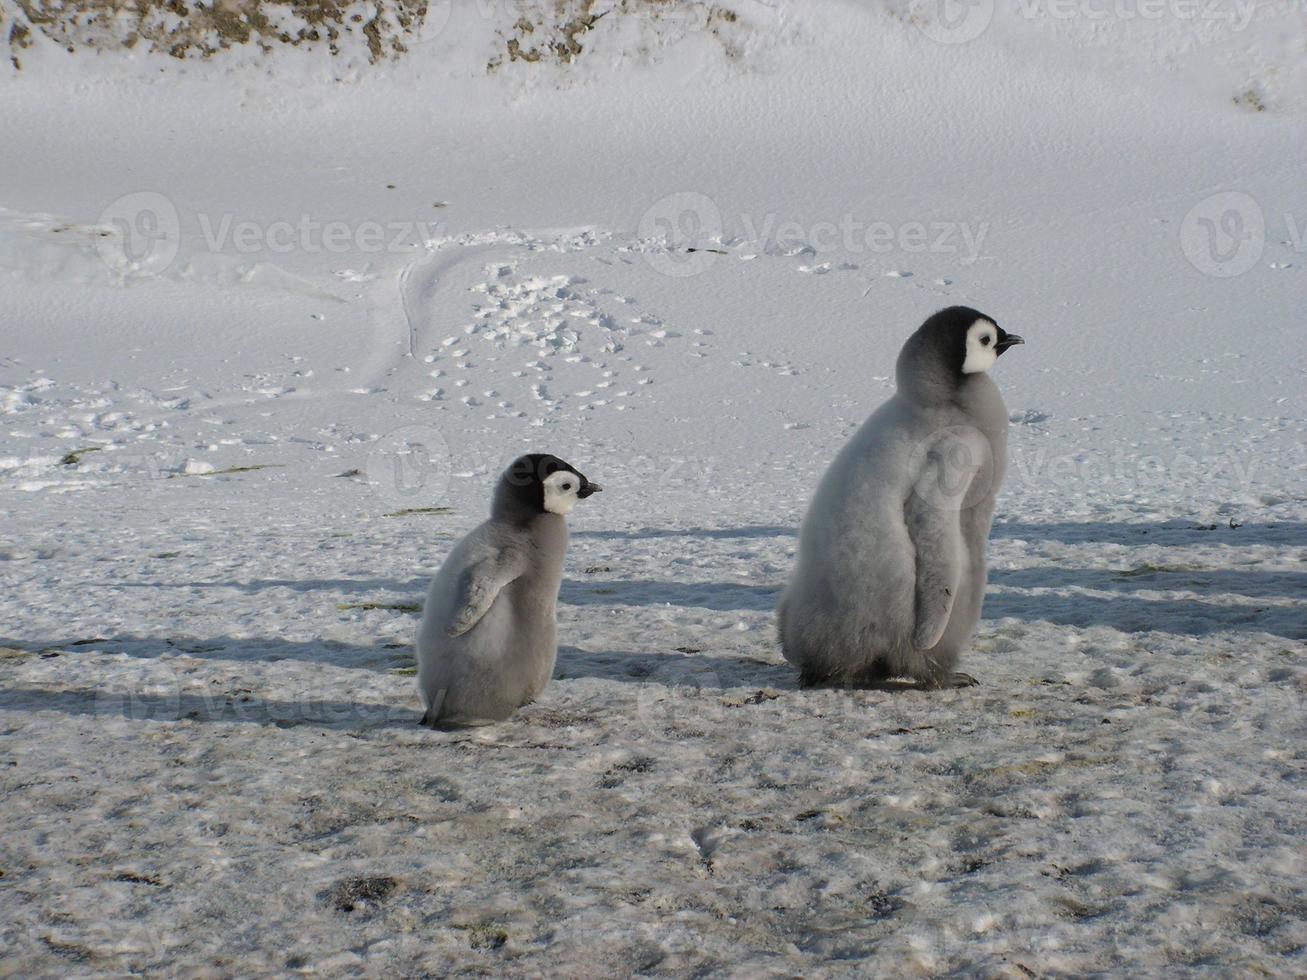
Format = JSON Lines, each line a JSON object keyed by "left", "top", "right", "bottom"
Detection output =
{"left": 2, "top": 2, "right": 1305, "bottom": 975}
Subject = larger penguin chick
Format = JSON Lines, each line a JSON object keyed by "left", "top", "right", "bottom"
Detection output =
{"left": 416, "top": 453, "right": 602, "bottom": 727}
{"left": 777, "top": 307, "right": 1024, "bottom": 689}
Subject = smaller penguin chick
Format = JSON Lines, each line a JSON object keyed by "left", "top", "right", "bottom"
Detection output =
{"left": 416, "top": 453, "right": 602, "bottom": 728}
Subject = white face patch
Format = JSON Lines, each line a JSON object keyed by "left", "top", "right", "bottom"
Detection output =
{"left": 961, "top": 318, "right": 999, "bottom": 374}
{"left": 542, "top": 470, "right": 582, "bottom": 516}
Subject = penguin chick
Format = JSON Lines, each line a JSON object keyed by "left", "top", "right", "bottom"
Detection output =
{"left": 416, "top": 453, "right": 602, "bottom": 727}
{"left": 777, "top": 307, "right": 1024, "bottom": 689}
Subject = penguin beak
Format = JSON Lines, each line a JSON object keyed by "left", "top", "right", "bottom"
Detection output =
{"left": 577, "top": 480, "right": 602, "bottom": 499}
{"left": 995, "top": 331, "right": 1024, "bottom": 354}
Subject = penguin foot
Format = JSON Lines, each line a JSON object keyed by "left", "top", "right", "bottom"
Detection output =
{"left": 863, "top": 678, "right": 928, "bottom": 692}
{"left": 420, "top": 713, "right": 492, "bottom": 731}
{"left": 797, "top": 665, "right": 834, "bottom": 688}
{"left": 879, "top": 671, "right": 979, "bottom": 691}
{"left": 795, "top": 663, "right": 977, "bottom": 691}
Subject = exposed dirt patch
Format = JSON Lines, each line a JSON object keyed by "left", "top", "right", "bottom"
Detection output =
{"left": 320, "top": 874, "right": 399, "bottom": 914}
{"left": 5, "top": 0, "right": 429, "bottom": 67}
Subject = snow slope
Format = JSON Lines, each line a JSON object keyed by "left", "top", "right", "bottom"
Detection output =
{"left": 1, "top": 1, "right": 1305, "bottom": 975}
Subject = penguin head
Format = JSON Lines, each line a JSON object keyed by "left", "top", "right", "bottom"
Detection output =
{"left": 898, "top": 306, "right": 1023, "bottom": 398}
{"left": 495, "top": 453, "right": 602, "bottom": 519}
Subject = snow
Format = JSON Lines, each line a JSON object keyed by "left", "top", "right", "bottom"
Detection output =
{"left": 2, "top": 0, "right": 1306, "bottom": 974}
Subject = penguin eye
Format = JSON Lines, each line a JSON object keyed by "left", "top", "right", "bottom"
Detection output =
{"left": 561, "top": 482, "right": 572, "bottom": 492}
{"left": 980, "top": 334, "right": 992, "bottom": 347}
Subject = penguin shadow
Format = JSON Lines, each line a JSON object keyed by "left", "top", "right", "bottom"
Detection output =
{"left": 554, "top": 644, "right": 794, "bottom": 689}
{"left": 991, "top": 519, "right": 1307, "bottom": 548}
{"left": 571, "top": 524, "right": 795, "bottom": 541}
{"left": 989, "top": 565, "right": 1307, "bottom": 600}
{"left": 984, "top": 565, "right": 1307, "bottom": 640}
{"left": 0, "top": 633, "right": 410, "bottom": 671}
{"left": 0, "top": 634, "right": 422, "bottom": 729}
{"left": 559, "top": 578, "right": 779, "bottom": 612}
{"left": 0, "top": 683, "right": 418, "bottom": 730}
{"left": 0, "top": 633, "right": 800, "bottom": 730}
{"left": 113, "top": 577, "right": 430, "bottom": 596}
{"left": 575, "top": 520, "right": 1307, "bottom": 549}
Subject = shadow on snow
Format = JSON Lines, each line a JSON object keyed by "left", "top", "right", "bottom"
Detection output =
{"left": 573, "top": 520, "right": 1307, "bottom": 548}
{"left": 2, "top": 520, "right": 1300, "bottom": 736}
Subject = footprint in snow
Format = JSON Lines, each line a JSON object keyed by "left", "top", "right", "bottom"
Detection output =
{"left": 1010, "top": 409, "right": 1051, "bottom": 426}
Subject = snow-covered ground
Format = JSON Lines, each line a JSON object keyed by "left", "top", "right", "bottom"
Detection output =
{"left": 2, "top": 1, "right": 1305, "bottom": 974}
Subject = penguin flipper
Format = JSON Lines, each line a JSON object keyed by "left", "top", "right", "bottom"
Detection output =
{"left": 906, "top": 439, "right": 974, "bottom": 650}
{"left": 447, "top": 548, "right": 529, "bottom": 637}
